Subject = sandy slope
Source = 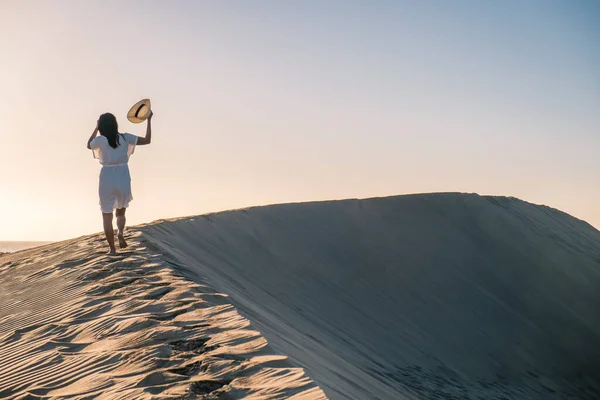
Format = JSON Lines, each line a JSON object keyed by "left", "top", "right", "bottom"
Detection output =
{"left": 0, "top": 232, "right": 325, "bottom": 399}
{"left": 140, "top": 193, "right": 600, "bottom": 400}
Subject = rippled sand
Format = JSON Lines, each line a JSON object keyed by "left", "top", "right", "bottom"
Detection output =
{"left": 0, "top": 232, "right": 325, "bottom": 399}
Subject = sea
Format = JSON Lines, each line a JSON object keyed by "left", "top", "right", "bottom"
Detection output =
{"left": 0, "top": 241, "right": 53, "bottom": 253}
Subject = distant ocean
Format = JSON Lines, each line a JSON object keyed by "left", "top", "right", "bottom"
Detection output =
{"left": 0, "top": 242, "right": 53, "bottom": 253}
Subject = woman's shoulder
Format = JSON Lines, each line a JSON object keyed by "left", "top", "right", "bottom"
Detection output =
{"left": 90, "top": 135, "right": 108, "bottom": 146}
{"left": 118, "top": 133, "right": 133, "bottom": 141}
{"left": 120, "top": 133, "right": 137, "bottom": 144}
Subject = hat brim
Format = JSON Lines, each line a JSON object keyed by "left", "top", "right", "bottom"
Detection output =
{"left": 127, "top": 99, "right": 152, "bottom": 123}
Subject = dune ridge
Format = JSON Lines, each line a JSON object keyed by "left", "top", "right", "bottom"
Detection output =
{"left": 0, "top": 232, "right": 326, "bottom": 399}
{"left": 2, "top": 192, "right": 600, "bottom": 399}
{"left": 140, "top": 193, "right": 600, "bottom": 400}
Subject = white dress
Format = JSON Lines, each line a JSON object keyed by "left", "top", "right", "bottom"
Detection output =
{"left": 90, "top": 133, "right": 138, "bottom": 213}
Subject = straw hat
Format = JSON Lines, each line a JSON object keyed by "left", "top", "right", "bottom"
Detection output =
{"left": 127, "top": 99, "right": 152, "bottom": 123}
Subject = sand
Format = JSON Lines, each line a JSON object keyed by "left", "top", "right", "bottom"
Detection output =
{"left": 141, "top": 193, "right": 600, "bottom": 399}
{"left": 1, "top": 193, "right": 599, "bottom": 399}
{"left": 0, "top": 232, "right": 325, "bottom": 399}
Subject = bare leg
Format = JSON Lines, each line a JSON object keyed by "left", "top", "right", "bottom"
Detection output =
{"left": 115, "top": 208, "right": 128, "bottom": 248}
{"left": 116, "top": 208, "right": 126, "bottom": 234}
{"left": 102, "top": 212, "right": 117, "bottom": 254}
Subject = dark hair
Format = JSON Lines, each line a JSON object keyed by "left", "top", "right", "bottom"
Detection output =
{"left": 98, "top": 113, "right": 121, "bottom": 149}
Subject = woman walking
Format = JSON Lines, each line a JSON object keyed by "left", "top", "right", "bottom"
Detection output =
{"left": 87, "top": 111, "right": 153, "bottom": 254}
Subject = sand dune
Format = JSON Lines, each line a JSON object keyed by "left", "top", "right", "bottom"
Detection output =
{"left": 141, "top": 193, "right": 600, "bottom": 399}
{"left": 2, "top": 193, "right": 599, "bottom": 399}
{"left": 0, "top": 232, "right": 325, "bottom": 399}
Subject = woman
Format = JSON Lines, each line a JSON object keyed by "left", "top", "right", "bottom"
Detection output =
{"left": 87, "top": 111, "right": 153, "bottom": 254}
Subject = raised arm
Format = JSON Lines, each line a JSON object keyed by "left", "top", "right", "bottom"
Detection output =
{"left": 136, "top": 112, "right": 153, "bottom": 146}
{"left": 87, "top": 123, "right": 99, "bottom": 149}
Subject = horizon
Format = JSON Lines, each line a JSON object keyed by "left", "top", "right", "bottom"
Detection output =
{"left": 1, "top": 0, "right": 599, "bottom": 241}
{"left": 3, "top": 191, "right": 596, "bottom": 243}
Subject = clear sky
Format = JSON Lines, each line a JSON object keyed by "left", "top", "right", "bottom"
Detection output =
{"left": 1, "top": 0, "right": 598, "bottom": 241}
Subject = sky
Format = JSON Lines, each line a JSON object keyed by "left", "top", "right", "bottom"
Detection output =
{"left": 0, "top": 0, "right": 598, "bottom": 241}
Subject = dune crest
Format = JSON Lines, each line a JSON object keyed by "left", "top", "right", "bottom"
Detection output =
{"left": 3, "top": 193, "right": 600, "bottom": 399}
{"left": 141, "top": 193, "right": 600, "bottom": 400}
{"left": 0, "top": 232, "right": 326, "bottom": 399}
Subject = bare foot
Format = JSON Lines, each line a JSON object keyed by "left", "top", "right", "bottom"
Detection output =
{"left": 117, "top": 232, "right": 128, "bottom": 249}
{"left": 107, "top": 249, "right": 118, "bottom": 255}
